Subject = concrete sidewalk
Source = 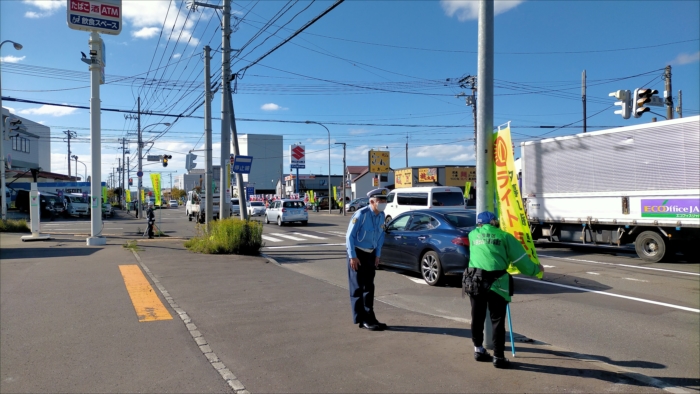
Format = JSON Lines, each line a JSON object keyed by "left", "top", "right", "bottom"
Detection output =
{"left": 0, "top": 233, "right": 664, "bottom": 393}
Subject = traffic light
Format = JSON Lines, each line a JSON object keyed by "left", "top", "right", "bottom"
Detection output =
{"left": 609, "top": 90, "right": 631, "bottom": 119}
{"left": 128, "top": 178, "right": 133, "bottom": 186}
{"left": 632, "top": 88, "right": 659, "bottom": 118}
{"left": 162, "top": 154, "right": 172, "bottom": 167}
{"left": 185, "top": 153, "right": 197, "bottom": 171}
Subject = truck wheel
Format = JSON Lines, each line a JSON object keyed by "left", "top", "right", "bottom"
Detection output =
{"left": 188, "top": 210, "right": 192, "bottom": 221}
{"left": 635, "top": 231, "right": 666, "bottom": 263}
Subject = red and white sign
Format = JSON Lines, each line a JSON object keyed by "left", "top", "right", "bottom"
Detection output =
{"left": 290, "top": 144, "right": 305, "bottom": 169}
{"left": 67, "top": 0, "right": 122, "bottom": 35}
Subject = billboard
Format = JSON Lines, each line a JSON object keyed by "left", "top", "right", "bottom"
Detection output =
{"left": 418, "top": 168, "right": 438, "bottom": 183}
{"left": 368, "top": 150, "right": 390, "bottom": 173}
{"left": 445, "top": 166, "right": 476, "bottom": 186}
{"left": 290, "top": 145, "right": 305, "bottom": 169}
{"left": 394, "top": 168, "right": 413, "bottom": 188}
{"left": 67, "top": 0, "right": 122, "bottom": 35}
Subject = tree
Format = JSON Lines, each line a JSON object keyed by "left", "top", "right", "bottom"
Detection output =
{"left": 171, "top": 187, "right": 186, "bottom": 200}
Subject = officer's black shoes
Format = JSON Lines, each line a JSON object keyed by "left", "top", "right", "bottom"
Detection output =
{"left": 474, "top": 350, "right": 492, "bottom": 362}
{"left": 492, "top": 356, "right": 511, "bottom": 369}
{"left": 359, "top": 322, "right": 382, "bottom": 331}
{"left": 374, "top": 321, "right": 388, "bottom": 330}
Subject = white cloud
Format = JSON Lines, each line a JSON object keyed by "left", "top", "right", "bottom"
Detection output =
{"left": 172, "top": 53, "right": 182, "bottom": 59}
{"left": 132, "top": 27, "right": 161, "bottom": 39}
{"left": 22, "top": 0, "right": 64, "bottom": 18}
{"left": 5, "top": 107, "right": 16, "bottom": 114}
{"left": 670, "top": 51, "right": 700, "bottom": 65}
{"left": 261, "top": 103, "right": 288, "bottom": 111}
{"left": 440, "top": 0, "right": 524, "bottom": 21}
{"left": 348, "top": 128, "right": 369, "bottom": 135}
{"left": 122, "top": 1, "right": 203, "bottom": 46}
{"left": 412, "top": 144, "right": 475, "bottom": 162}
{"left": 0, "top": 55, "right": 26, "bottom": 63}
{"left": 18, "top": 105, "right": 78, "bottom": 117}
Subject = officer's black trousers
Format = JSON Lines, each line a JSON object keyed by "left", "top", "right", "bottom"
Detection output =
{"left": 147, "top": 221, "right": 155, "bottom": 237}
{"left": 347, "top": 248, "right": 377, "bottom": 325}
{"left": 469, "top": 290, "right": 508, "bottom": 358}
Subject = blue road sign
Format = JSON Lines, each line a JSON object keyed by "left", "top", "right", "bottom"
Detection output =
{"left": 245, "top": 186, "right": 255, "bottom": 199}
{"left": 233, "top": 155, "right": 253, "bottom": 174}
{"left": 136, "top": 171, "right": 143, "bottom": 177}
{"left": 290, "top": 163, "right": 305, "bottom": 169}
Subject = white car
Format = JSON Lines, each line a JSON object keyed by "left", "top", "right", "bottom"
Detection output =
{"left": 169, "top": 200, "right": 179, "bottom": 208}
{"left": 265, "top": 199, "right": 308, "bottom": 226}
{"left": 384, "top": 186, "right": 465, "bottom": 225}
{"left": 247, "top": 201, "right": 266, "bottom": 217}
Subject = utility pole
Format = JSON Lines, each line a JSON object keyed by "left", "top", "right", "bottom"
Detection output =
{"left": 665, "top": 65, "right": 674, "bottom": 120}
{"left": 130, "top": 97, "right": 143, "bottom": 218}
{"left": 120, "top": 138, "right": 127, "bottom": 207}
{"left": 677, "top": 90, "right": 682, "bottom": 118}
{"left": 219, "top": 0, "right": 232, "bottom": 219}
{"left": 63, "top": 130, "right": 77, "bottom": 178}
{"left": 458, "top": 75, "right": 478, "bottom": 142}
{"left": 477, "top": 0, "right": 495, "bottom": 350}
{"left": 229, "top": 77, "right": 248, "bottom": 220}
{"left": 204, "top": 45, "right": 214, "bottom": 230}
{"left": 582, "top": 70, "right": 587, "bottom": 133}
{"left": 335, "top": 142, "right": 346, "bottom": 215}
{"left": 117, "top": 159, "right": 121, "bottom": 199}
{"left": 127, "top": 155, "right": 130, "bottom": 207}
{"left": 405, "top": 134, "right": 408, "bottom": 167}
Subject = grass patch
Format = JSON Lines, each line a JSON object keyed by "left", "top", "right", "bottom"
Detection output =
{"left": 0, "top": 219, "right": 30, "bottom": 233}
{"left": 122, "top": 240, "right": 142, "bottom": 251}
{"left": 185, "top": 218, "right": 263, "bottom": 255}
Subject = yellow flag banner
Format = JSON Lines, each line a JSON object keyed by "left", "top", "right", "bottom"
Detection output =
{"left": 102, "top": 186, "right": 108, "bottom": 203}
{"left": 141, "top": 189, "right": 145, "bottom": 204}
{"left": 493, "top": 124, "right": 542, "bottom": 278}
{"left": 125, "top": 189, "right": 131, "bottom": 203}
{"left": 333, "top": 186, "right": 337, "bottom": 201}
{"left": 310, "top": 190, "right": 315, "bottom": 203}
{"left": 150, "top": 173, "right": 162, "bottom": 206}
{"left": 464, "top": 181, "right": 472, "bottom": 198}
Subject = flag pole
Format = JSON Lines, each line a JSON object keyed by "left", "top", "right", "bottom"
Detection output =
{"left": 507, "top": 304, "right": 515, "bottom": 357}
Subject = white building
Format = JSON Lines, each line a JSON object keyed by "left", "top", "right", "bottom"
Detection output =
{"left": 239, "top": 134, "right": 283, "bottom": 194}
{"left": 2, "top": 108, "right": 51, "bottom": 172}
{"left": 349, "top": 167, "right": 394, "bottom": 200}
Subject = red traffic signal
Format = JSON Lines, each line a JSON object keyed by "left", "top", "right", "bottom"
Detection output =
{"left": 128, "top": 178, "right": 133, "bottom": 186}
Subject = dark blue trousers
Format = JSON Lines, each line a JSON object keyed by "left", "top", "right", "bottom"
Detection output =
{"left": 348, "top": 248, "right": 377, "bottom": 324}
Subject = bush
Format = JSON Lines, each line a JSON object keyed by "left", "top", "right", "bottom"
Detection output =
{"left": 184, "top": 218, "right": 263, "bottom": 255}
{"left": 0, "top": 219, "right": 30, "bottom": 233}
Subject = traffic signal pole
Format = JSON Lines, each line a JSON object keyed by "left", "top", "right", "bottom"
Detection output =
{"left": 204, "top": 45, "right": 214, "bottom": 231}
{"left": 87, "top": 32, "right": 105, "bottom": 246}
{"left": 219, "top": 0, "right": 231, "bottom": 219}
{"left": 665, "top": 65, "right": 673, "bottom": 120}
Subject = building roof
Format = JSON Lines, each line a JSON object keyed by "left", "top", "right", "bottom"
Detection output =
{"left": 6, "top": 169, "right": 77, "bottom": 181}
{"left": 347, "top": 166, "right": 368, "bottom": 175}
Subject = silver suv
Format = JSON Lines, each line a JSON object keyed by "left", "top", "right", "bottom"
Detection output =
{"left": 347, "top": 197, "right": 369, "bottom": 212}
{"left": 230, "top": 199, "right": 241, "bottom": 216}
{"left": 265, "top": 199, "right": 308, "bottom": 226}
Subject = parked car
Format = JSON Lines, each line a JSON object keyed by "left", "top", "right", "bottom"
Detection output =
{"left": 169, "top": 199, "right": 179, "bottom": 208}
{"left": 248, "top": 201, "right": 266, "bottom": 217}
{"left": 380, "top": 209, "right": 476, "bottom": 286}
{"left": 230, "top": 198, "right": 241, "bottom": 216}
{"left": 265, "top": 199, "right": 308, "bottom": 226}
{"left": 102, "top": 202, "right": 114, "bottom": 217}
{"left": 384, "top": 186, "right": 465, "bottom": 225}
{"left": 347, "top": 197, "right": 369, "bottom": 212}
{"left": 317, "top": 196, "right": 339, "bottom": 210}
{"left": 14, "top": 190, "right": 60, "bottom": 219}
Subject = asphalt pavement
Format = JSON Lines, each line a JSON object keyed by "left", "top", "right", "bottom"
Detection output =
{"left": 1, "top": 207, "right": 698, "bottom": 393}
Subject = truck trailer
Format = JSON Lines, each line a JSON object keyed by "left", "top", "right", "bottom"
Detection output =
{"left": 521, "top": 116, "right": 699, "bottom": 262}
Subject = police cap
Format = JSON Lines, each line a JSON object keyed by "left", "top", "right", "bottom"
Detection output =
{"left": 367, "top": 188, "right": 389, "bottom": 199}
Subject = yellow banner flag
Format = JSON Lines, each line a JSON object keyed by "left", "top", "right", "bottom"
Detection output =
{"left": 493, "top": 124, "right": 542, "bottom": 278}
{"left": 125, "top": 189, "right": 131, "bottom": 203}
{"left": 333, "top": 186, "right": 337, "bottom": 201}
{"left": 150, "top": 173, "right": 162, "bottom": 206}
{"left": 141, "top": 189, "right": 145, "bottom": 203}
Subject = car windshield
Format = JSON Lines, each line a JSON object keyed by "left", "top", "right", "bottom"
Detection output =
{"left": 231, "top": 199, "right": 239, "bottom": 205}
{"left": 69, "top": 196, "right": 87, "bottom": 203}
{"left": 283, "top": 201, "right": 305, "bottom": 208}
{"left": 251, "top": 202, "right": 264, "bottom": 206}
{"left": 432, "top": 192, "right": 465, "bottom": 206}
{"left": 170, "top": 200, "right": 177, "bottom": 203}
{"left": 443, "top": 212, "right": 476, "bottom": 228}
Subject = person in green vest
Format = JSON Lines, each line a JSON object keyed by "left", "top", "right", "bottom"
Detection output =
{"left": 466, "top": 211, "right": 544, "bottom": 369}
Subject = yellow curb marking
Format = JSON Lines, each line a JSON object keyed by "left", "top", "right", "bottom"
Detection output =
{"left": 118, "top": 265, "right": 173, "bottom": 322}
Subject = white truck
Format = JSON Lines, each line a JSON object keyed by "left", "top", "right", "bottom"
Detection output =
{"left": 521, "top": 116, "right": 699, "bottom": 262}
{"left": 186, "top": 190, "right": 220, "bottom": 224}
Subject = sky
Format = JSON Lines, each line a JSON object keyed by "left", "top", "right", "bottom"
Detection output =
{"left": 1, "top": 0, "right": 699, "bottom": 190}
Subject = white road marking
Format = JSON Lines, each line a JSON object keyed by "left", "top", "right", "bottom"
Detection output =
{"left": 264, "top": 243, "right": 345, "bottom": 250}
{"left": 407, "top": 277, "right": 427, "bottom": 285}
{"left": 623, "top": 277, "right": 649, "bottom": 282}
{"left": 268, "top": 233, "right": 305, "bottom": 241}
{"left": 327, "top": 231, "right": 347, "bottom": 236}
{"left": 543, "top": 265, "right": 555, "bottom": 268}
{"left": 539, "top": 254, "right": 700, "bottom": 276}
{"left": 587, "top": 272, "right": 600, "bottom": 275}
{"left": 514, "top": 277, "right": 699, "bottom": 313}
{"left": 292, "top": 232, "right": 327, "bottom": 240}
{"left": 261, "top": 235, "right": 283, "bottom": 243}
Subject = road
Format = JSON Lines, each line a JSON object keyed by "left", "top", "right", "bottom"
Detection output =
{"left": 10, "top": 207, "right": 700, "bottom": 391}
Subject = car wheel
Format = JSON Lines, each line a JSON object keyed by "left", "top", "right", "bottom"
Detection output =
{"left": 420, "top": 251, "right": 443, "bottom": 286}
{"left": 277, "top": 216, "right": 283, "bottom": 226}
{"left": 188, "top": 211, "right": 192, "bottom": 221}
{"left": 349, "top": 206, "right": 356, "bottom": 212}
{"left": 384, "top": 216, "right": 392, "bottom": 225}
{"left": 635, "top": 231, "right": 667, "bottom": 263}
{"left": 265, "top": 215, "right": 270, "bottom": 224}
{"left": 301, "top": 220, "right": 308, "bottom": 226}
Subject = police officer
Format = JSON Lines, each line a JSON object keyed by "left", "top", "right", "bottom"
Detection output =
{"left": 345, "top": 188, "right": 389, "bottom": 331}
{"left": 467, "top": 211, "right": 544, "bottom": 368}
{"left": 146, "top": 202, "right": 156, "bottom": 239}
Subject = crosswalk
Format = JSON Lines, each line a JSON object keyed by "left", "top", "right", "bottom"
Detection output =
{"left": 261, "top": 230, "right": 346, "bottom": 243}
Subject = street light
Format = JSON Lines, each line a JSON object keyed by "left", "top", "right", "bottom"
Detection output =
{"left": 1, "top": 40, "right": 23, "bottom": 221}
{"left": 305, "top": 121, "right": 331, "bottom": 214}
{"left": 71, "top": 155, "right": 88, "bottom": 181}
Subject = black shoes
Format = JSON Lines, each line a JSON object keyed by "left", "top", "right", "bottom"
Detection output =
{"left": 474, "top": 350, "right": 492, "bottom": 362}
{"left": 359, "top": 322, "right": 381, "bottom": 331}
{"left": 374, "top": 321, "right": 388, "bottom": 330}
{"left": 493, "top": 356, "right": 511, "bottom": 369}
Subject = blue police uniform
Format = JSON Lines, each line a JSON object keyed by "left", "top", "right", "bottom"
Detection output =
{"left": 345, "top": 188, "right": 387, "bottom": 327}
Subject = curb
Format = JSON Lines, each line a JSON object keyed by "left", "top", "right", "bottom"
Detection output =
{"left": 129, "top": 249, "right": 249, "bottom": 394}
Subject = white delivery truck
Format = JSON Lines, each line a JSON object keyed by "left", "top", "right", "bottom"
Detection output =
{"left": 185, "top": 190, "right": 221, "bottom": 224}
{"left": 521, "top": 116, "right": 699, "bottom": 262}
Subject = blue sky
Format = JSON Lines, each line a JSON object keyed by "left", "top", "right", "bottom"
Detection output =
{"left": 2, "top": 0, "right": 699, "bottom": 189}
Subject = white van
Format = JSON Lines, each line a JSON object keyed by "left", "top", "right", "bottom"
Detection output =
{"left": 384, "top": 186, "right": 465, "bottom": 223}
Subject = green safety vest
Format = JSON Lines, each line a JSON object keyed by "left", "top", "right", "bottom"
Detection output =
{"left": 467, "top": 224, "right": 541, "bottom": 301}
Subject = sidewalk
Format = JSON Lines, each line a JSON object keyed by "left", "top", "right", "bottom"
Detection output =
{"left": 0, "top": 233, "right": 664, "bottom": 393}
